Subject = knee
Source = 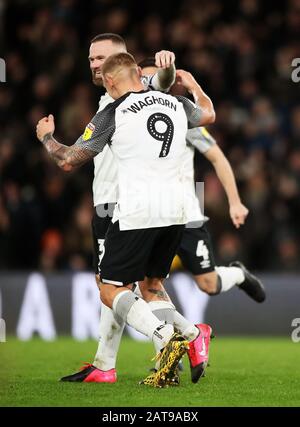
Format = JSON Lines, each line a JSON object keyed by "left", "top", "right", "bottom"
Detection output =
{"left": 100, "top": 285, "right": 111, "bottom": 307}
{"left": 195, "top": 274, "right": 218, "bottom": 295}
{"left": 143, "top": 277, "right": 162, "bottom": 290}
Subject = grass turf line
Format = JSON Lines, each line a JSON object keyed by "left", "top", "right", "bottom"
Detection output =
{"left": 0, "top": 336, "right": 300, "bottom": 407}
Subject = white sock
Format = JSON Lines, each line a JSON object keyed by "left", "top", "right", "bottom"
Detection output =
{"left": 215, "top": 266, "right": 245, "bottom": 292}
{"left": 173, "top": 311, "right": 199, "bottom": 341}
{"left": 93, "top": 303, "right": 125, "bottom": 371}
{"left": 112, "top": 290, "right": 174, "bottom": 350}
{"left": 132, "top": 283, "right": 143, "bottom": 297}
{"left": 148, "top": 300, "right": 176, "bottom": 367}
{"left": 148, "top": 300, "right": 175, "bottom": 328}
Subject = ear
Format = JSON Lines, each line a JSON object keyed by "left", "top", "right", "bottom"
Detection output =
{"left": 137, "top": 66, "right": 142, "bottom": 78}
{"left": 103, "top": 73, "right": 114, "bottom": 88}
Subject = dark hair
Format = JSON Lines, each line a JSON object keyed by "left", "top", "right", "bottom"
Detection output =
{"left": 138, "top": 57, "right": 156, "bottom": 69}
{"left": 90, "top": 33, "right": 126, "bottom": 47}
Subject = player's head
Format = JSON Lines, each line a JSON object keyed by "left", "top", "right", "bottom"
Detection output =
{"left": 138, "top": 57, "right": 157, "bottom": 76}
{"left": 89, "top": 33, "right": 127, "bottom": 86}
{"left": 102, "top": 52, "right": 141, "bottom": 99}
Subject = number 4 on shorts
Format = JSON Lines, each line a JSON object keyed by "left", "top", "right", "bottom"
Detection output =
{"left": 196, "top": 240, "right": 209, "bottom": 260}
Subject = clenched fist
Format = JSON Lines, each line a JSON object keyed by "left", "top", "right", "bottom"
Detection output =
{"left": 155, "top": 50, "right": 176, "bottom": 69}
{"left": 36, "top": 114, "right": 55, "bottom": 142}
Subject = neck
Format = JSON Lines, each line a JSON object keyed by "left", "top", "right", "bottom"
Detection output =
{"left": 114, "top": 80, "right": 144, "bottom": 98}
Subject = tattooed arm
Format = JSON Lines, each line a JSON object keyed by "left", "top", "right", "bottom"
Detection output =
{"left": 36, "top": 113, "right": 110, "bottom": 171}
{"left": 42, "top": 132, "right": 95, "bottom": 171}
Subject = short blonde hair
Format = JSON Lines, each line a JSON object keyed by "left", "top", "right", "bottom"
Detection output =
{"left": 102, "top": 52, "right": 137, "bottom": 77}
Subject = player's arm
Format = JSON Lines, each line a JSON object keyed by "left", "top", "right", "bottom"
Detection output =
{"left": 155, "top": 50, "right": 176, "bottom": 90}
{"left": 176, "top": 69, "right": 215, "bottom": 125}
{"left": 203, "top": 144, "right": 249, "bottom": 228}
{"left": 143, "top": 50, "right": 176, "bottom": 91}
{"left": 36, "top": 113, "right": 112, "bottom": 171}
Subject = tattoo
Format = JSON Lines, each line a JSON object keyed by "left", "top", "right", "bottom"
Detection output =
{"left": 41, "top": 133, "right": 95, "bottom": 169}
{"left": 148, "top": 288, "right": 169, "bottom": 301}
{"left": 42, "top": 132, "right": 54, "bottom": 144}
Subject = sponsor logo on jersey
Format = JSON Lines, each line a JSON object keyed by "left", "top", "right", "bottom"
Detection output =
{"left": 82, "top": 122, "right": 95, "bottom": 141}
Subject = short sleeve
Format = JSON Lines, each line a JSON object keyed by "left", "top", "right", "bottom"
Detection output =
{"left": 141, "top": 74, "right": 171, "bottom": 92}
{"left": 141, "top": 75, "right": 156, "bottom": 91}
{"left": 176, "top": 95, "right": 203, "bottom": 128}
{"left": 75, "top": 105, "right": 116, "bottom": 153}
{"left": 186, "top": 127, "right": 216, "bottom": 153}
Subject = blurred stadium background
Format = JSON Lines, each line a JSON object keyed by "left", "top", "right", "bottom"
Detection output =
{"left": 1, "top": 0, "right": 300, "bottom": 403}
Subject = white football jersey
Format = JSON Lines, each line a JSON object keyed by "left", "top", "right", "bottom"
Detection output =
{"left": 93, "top": 93, "right": 117, "bottom": 206}
{"left": 76, "top": 90, "right": 203, "bottom": 230}
{"left": 92, "top": 75, "right": 168, "bottom": 206}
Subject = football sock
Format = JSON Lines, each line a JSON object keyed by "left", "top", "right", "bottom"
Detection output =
{"left": 93, "top": 303, "right": 125, "bottom": 371}
{"left": 173, "top": 311, "right": 199, "bottom": 341}
{"left": 215, "top": 266, "right": 245, "bottom": 292}
{"left": 148, "top": 300, "right": 175, "bottom": 325}
{"left": 148, "top": 300, "right": 176, "bottom": 368}
{"left": 112, "top": 290, "right": 174, "bottom": 350}
{"left": 132, "top": 282, "right": 143, "bottom": 297}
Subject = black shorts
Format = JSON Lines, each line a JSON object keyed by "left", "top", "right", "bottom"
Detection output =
{"left": 176, "top": 224, "right": 216, "bottom": 275}
{"left": 100, "top": 221, "right": 185, "bottom": 286}
{"left": 92, "top": 204, "right": 115, "bottom": 275}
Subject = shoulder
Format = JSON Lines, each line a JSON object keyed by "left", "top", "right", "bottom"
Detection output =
{"left": 97, "top": 93, "right": 114, "bottom": 112}
{"left": 96, "top": 93, "right": 131, "bottom": 118}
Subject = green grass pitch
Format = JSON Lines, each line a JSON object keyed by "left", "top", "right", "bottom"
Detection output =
{"left": 1, "top": 336, "right": 300, "bottom": 407}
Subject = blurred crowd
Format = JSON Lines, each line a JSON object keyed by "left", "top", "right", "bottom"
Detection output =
{"left": 0, "top": 0, "right": 300, "bottom": 272}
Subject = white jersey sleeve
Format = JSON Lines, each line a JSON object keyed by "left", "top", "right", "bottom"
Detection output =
{"left": 186, "top": 127, "right": 216, "bottom": 154}
{"left": 93, "top": 93, "right": 118, "bottom": 206}
{"left": 141, "top": 73, "right": 172, "bottom": 92}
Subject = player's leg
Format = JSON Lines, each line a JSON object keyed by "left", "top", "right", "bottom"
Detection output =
{"left": 178, "top": 224, "right": 266, "bottom": 302}
{"left": 143, "top": 225, "right": 213, "bottom": 383}
{"left": 138, "top": 278, "right": 212, "bottom": 383}
{"left": 60, "top": 208, "right": 125, "bottom": 383}
{"left": 139, "top": 278, "right": 199, "bottom": 341}
{"left": 98, "top": 222, "right": 189, "bottom": 387}
{"left": 93, "top": 273, "right": 125, "bottom": 370}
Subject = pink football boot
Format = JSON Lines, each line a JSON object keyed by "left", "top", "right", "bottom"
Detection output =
{"left": 187, "top": 323, "right": 213, "bottom": 383}
{"left": 60, "top": 363, "right": 117, "bottom": 383}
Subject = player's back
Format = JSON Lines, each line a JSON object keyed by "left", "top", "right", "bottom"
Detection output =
{"left": 110, "top": 90, "right": 189, "bottom": 230}
{"left": 76, "top": 89, "right": 203, "bottom": 230}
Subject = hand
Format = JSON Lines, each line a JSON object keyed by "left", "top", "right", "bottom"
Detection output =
{"left": 175, "top": 69, "right": 199, "bottom": 93}
{"left": 155, "top": 50, "right": 175, "bottom": 69}
{"left": 229, "top": 203, "right": 249, "bottom": 229}
{"left": 36, "top": 114, "right": 55, "bottom": 142}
